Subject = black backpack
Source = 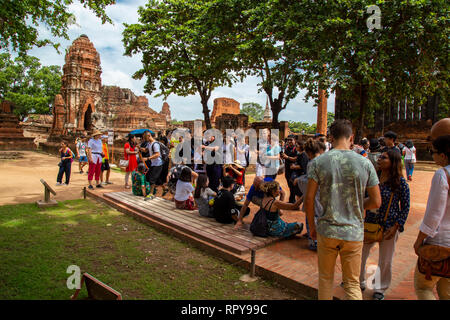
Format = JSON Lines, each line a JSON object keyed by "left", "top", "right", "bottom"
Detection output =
{"left": 250, "top": 198, "right": 275, "bottom": 238}
{"left": 152, "top": 142, "right": 169, "bottom": 162}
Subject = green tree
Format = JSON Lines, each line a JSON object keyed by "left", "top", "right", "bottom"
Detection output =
{"left": 0, "top": 0, "right": 115, "bottom": 54}
{"left": 241, "top": 102, "right": 264, "bottom": 122}
{"left": 123, "top": 0, "right": 242, "bottom": 129}
{"left": 291, "top": 0, "right": 448, "bottom": 139}
{"left": 225, "top": 0, "right": 306, "bottom": 125}
{"left": 327, "top": 112, "right": 335, "bottom": 128}
{"left": 0, "top": 53, "right": 61, "bottom": 120}
{"left": 288, "top": 121, "right": 316, "bottom": 134}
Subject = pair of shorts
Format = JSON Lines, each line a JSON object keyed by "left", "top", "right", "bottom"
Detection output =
{"left": 101, "top": 159, "right": 110, "bottom": 171}
{"left": 146, "top": 165, "right": 163, "bottom": 185}
{"left": 79, "top": 156, "right": 88, "bottom": 163}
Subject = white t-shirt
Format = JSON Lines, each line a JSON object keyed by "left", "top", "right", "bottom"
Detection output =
{"left": 174, "top": 180, "right": 195, "bottom": 201}
{"left": 87, "top": 138, "right": 103, "bottom": 163}
{"left": 403, "top": 146, "right": 416, "bottom": 161}
{"left": 223, "top": 142, "right": 235, "bottom": 164}
{"left": 77, "top": 141, "right": 87, "bottom": 157}
{"left": 149, "top": 142, "right": 163, "bottom": 166}
{"left": 236, "top": 144, "right": 249, "bottom": 167}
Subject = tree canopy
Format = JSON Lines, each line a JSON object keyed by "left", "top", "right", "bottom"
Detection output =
{"left": 123, "top": 0, "right": 243, "bottom": 129}
{"left": 240, "top": 102, "right": 264, "bottom": 122}
{"left": 0, "top": 0, "right": 115, "bottom": 54}
{"left": 0, "top": 53, "right": 61, "bottom": 120}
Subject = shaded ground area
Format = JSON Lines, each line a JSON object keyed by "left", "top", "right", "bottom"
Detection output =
{"left": 0, "top": 199, "right": 305, "bottom": 300}
{"left": 0, "top": 150, "right": 439, "bottom": 299}
{"left": 0, "top": 151, "right": 127, "bottom": 205}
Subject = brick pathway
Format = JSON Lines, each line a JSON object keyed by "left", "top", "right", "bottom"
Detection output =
{"left": 88, "top": 169, "right": 436, "bottom": 300}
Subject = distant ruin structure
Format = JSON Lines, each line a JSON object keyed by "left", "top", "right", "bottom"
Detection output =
{"left": 49, "top": 35, "right": 169, "bottom": 139}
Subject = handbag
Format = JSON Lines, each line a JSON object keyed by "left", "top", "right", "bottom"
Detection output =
{"left": 58, "top": 161, "right": 63, "bottom": 167}
{"left": 250, "top": 198, "right": 274, "bottom": 238}
{"left": 119, "top": 159, "right": 129, "bottom": 167}
{"left": 417, "top": 168, "right": 450, "bottom": 280}
{"left": 417, "top": 245, "right": 450, "bottom": 280}
{"left": 364, "top": 193, "right": 394, "bottom": 244}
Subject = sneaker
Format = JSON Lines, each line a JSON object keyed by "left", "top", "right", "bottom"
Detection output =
{"left": 88, "top": 185, "right": 94, "bottom": 190}
{"left": 105, "top": 181, "right": 113, "bottom": 184}
{"left": 96, "top": 184, "right": 104, "bottom": 188}
{"left": 144, "top": 195, "right": 155, "bottom": 201}
{"left": 56, "top": 182, "right": 62, "bottom": 186}
{"left": 373, "top": 292, "right": 384, "bottom": 300}
{"left": 101, "top": 182, "right": 107, "bottom": 185}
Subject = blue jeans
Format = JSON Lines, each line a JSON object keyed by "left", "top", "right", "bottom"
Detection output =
{"left": 57, "top": 160, "right": 71, "bottom": 184}
{"left": 405, "top": 160, "right": 414, "bottom": 178}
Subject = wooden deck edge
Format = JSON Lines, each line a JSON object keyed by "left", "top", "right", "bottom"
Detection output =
{"left": 86, "top": 190, "right": 323, "bottom": 300}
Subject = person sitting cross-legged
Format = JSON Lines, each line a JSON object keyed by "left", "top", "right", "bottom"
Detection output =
{"left": 213, "top": 176, "right": 250, "bottom": 224}
{"left": 132, "top": 163, "right": 151, "bottom": 199}
{"left": 260, "top": 180, "right": 304, "bottom": 238}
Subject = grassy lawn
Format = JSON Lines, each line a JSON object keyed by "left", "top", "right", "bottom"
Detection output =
{"left": 0, "top": 199, "right": 303, "bottom": 300}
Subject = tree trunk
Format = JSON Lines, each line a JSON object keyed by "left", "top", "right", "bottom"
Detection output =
{"left": 271, "top": 99, "right": 282, "bottom": 126}
{"left": 201, "top": 97, "right": 212, "bottom": 130}
{"left": 355, "top": 84, "right": 367, "bottom": 143}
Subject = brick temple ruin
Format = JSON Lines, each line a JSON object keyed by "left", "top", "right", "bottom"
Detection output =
{"left": 49, "top": 34, "right": 170, "bottom": 139}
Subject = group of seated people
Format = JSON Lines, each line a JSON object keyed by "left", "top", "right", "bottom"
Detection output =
{"left": 131, "top": 156, "right": 306, "bottom": 239}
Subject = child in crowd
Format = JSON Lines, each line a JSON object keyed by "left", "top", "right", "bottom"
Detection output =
{"left": 100, "top": 135, "right": 112, "bottom": 185}
{"left": 132, "top": 163, "right": 151, "bottom": 199}
{"left": 174, "top": 167, "right": 196, "bottom": 210}
{"left": 213, "top": 176, "right": 250, "bottom": 224}
{"left": 194, "top": 174, "right": 216, "bottom": 217}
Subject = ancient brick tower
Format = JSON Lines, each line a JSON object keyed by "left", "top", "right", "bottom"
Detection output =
{"left": 51, "top": 34, "right": 102, "bottom": 135}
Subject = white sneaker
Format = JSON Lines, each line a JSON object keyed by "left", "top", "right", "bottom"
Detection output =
{"left": 56, "top": 182, "right": 62, "bottom": 186}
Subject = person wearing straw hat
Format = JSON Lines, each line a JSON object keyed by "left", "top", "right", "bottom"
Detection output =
{"left": 86, "top": 130, "right": 104, "bottom": 189}
{"left": 223, "top": 160, "right": 245, "bottom": 199}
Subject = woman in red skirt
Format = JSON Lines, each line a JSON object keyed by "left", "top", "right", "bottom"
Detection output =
{"left": 124, "top": 134, "right": 138, "bottom": 189}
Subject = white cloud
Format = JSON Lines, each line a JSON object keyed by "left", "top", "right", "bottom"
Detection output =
{"left": 27, "top": 0, "right": 334, "bottom": 125}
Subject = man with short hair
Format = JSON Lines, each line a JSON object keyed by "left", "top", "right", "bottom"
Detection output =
{"left": 280, "top": 135, "right": 298, "bottom": 203}
{"left": 141, "top": 132, "right": 163, "bottom": 199}
{"left": 381, "top": 131, "right": 401, "bottom": 154}
{"left": 305, "top": 119, "right": 381, "bottom": 300}
{"left": 76, "top": 136, "right": 88, "bottom": 174}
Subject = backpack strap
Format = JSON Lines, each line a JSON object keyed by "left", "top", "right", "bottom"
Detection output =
{"left": 382, "top": 192, "right": 394, "bottom": 225}
{"left": 444, "top": 167, "right": 450, "bottom": 194}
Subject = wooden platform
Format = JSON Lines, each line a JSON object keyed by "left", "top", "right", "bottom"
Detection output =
{"left": 103, "top": 191, "right": 280, "bottom": 255}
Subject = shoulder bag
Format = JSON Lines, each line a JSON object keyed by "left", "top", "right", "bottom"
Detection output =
{"left": 417, "top": 167, "right": 450, "bottom": 280}
{"left": 364, "top": 192, "right": 394, "bottom": 244}
{"left": 250, "top": 198, "right": 275, "bottom": 238}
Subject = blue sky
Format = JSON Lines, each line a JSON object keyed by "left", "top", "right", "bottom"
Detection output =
{"left": 29, "top": 0, "right": 335, "bottom": 124}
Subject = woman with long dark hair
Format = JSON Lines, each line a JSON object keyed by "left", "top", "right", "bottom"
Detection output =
{"left": 124, "top": 134, "right": 138, "bottom": 189}
{"left": 194, "top": 174, "right": 216, "bottom": 217}
{"left": 360, "top": 149, "right": 410, "bottom": 300}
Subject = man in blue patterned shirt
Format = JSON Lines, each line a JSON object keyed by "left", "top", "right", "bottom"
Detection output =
{"left": 305, "top": 119, "right": 381, "bottom": 300}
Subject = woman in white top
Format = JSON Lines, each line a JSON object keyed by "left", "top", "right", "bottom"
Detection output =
{"left": 87, "top": 130, "right": 104, "bottom": 189}
{"left": 413, "top": 135, "right": 450, "bottom": 300}
{"left": 402, "top": 140, "right": 416, "bottom": 181}
{"left": 174, "top": 167, "right": 196, "bottom": 210}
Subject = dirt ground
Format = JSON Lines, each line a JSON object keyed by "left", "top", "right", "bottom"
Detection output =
{"left": 0, "top": 150, "right": 439, "bottom": 208}
{"left": 0, "top": 151, "right": 128, "bottom": 205}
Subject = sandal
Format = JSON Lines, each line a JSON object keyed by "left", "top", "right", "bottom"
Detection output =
{"left": 373, "top": 292, "right": 384, "bottom": 300}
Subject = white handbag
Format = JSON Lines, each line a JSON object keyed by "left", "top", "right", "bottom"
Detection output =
{"left": 119, "top": 159, "right": 129, "bottom": 167}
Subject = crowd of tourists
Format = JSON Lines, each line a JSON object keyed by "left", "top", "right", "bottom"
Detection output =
{"left": 55, "top": 117, "right": 449, "bottom": 300}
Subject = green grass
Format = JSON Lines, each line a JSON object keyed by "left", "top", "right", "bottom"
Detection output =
{"left": 0, "top": 199, "right": 302, "bottom": 300}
